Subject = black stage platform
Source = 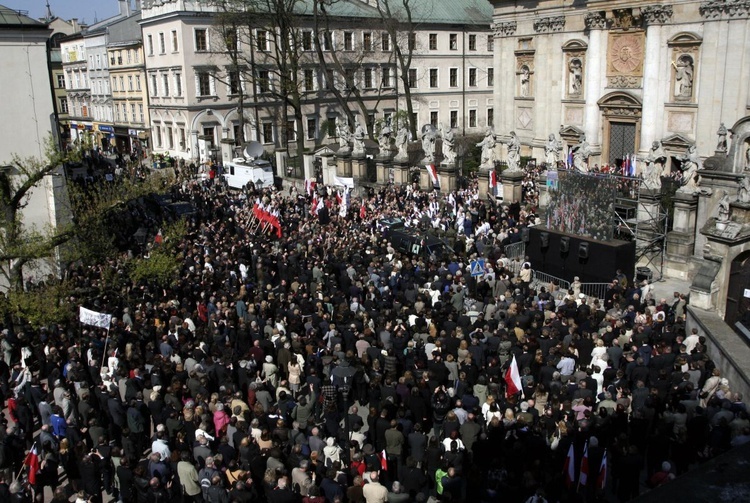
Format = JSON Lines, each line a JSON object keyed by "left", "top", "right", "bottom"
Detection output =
{"left": 527, "top": 226, "right": 636, "bottom": 284}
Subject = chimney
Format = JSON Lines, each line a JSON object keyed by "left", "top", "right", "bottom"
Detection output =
{"left": 118, "top": 0, "right": 131, "bottom": 17}
{"left": 71, "top": 18, "right": 79, "bottom": 32}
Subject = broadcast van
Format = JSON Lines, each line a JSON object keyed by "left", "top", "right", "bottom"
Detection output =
{"left": 222, "top": 141, "right": 275, "bottom": 189}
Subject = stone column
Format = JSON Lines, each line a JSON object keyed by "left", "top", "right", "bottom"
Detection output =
{"left": 352, "top": 155, "right": 367, "bottom": 181}
{"left": 376, "top": 157, "right": 392, "bottom": 185}
{"left": 336, "top": 154, "right": 352, "bottom": 178}
{"left": 391, "top": 161, "right": 410, "bottom": 185}
{"left": 438, "top": 164, "right": 458, "bottom": 193}
{"left": 583, "top": 12, "right": 607, "bottom": 154}
{"left": 537, "top": 173, "right": 550, "bottom": 210}
{"left": 477, "top": 167, "right": 491, "bottom": 200}
{"left": 639, "top": 6, "right": 672, "bottom": 156}
{"left": 303, "top": 154, "right": 315, "bottom": 180}
{"left": 500, "top": 170, "right": 524, "bottom": 204}
{"left": 665, "top": 191, "right": 698, "bottom": 279}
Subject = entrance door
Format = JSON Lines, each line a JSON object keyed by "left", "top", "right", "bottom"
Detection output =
{"left": 609, "top": 122, "right": 636, "bottom": 165}
{"left": 726, "top": 252, "right": 750, "bottom": 329}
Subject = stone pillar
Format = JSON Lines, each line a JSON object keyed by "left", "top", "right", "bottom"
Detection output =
{"left": 500, "top": 170, "right": 524, "bottom": 204}
{"left": 583, "top": 14, "right": 606, "bottom": 154}
{"left": 376, "top": 157, "right": 392, "bottom": 185}
{"left": 419, "top": 167, "right": 431, "bottom": 191}
{"left": 303, "top": 153, "right": 315, "bottom": 180}
{"left": 537, "top": 173, "right": 550, "bottom": 210}
{"left": 336, "top": 154, "right": 352, "bottom": 178}
{"left": 639, "top": 8, "right": 670, "bottom": 157}
{"left": 636, "top": 188, "right": 663, "bottom": 265}
{"left": 275, "top": 150, "right": 289, "bottom": 178}
{"left": 665, "top": 191, "right": 698, "bottom": 279}
{"left": 352, "top": 156, "right": 367, "bottom": 181}
{"left": 477, "top": 167, "right": 491, "bottom": 200}
{"left": 392, "top": 161, "right": 410, "bottom": 185}
{"left": 438, "top": 164, "right": 458, "bottom": 193}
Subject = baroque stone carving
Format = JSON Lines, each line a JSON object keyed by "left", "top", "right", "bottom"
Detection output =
{"left": 700, "top": 0, "right": 750, "bottom": 18}
{"left": 584, "top": 11, "right": 608, "bottom": 30}
{"left": 608, "top": 76, "right": 641, "bottom": 89}
{"left": 607, "top": 32, "right": 645, "bottom": 76}
{"left": 533, "top": 16, "right": 566, "bottom": 33}
{"left": 611, "top": 8, "right": 640, "bottom": 29}
{"left": 493, "top": 21, "right": 517, "bottom": 37}
{"left": 641, "top": 5, "right": 674, "bottom": 24}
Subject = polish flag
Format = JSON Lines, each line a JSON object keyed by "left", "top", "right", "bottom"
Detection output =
{"left": 24, "top": 443, "right": 40, "bottom": 485}
{"left": 154, "top": 229, "right": 163, "bottom": 244}
{"left": 563, "top": 443, "right": 575, "bottom": 489}
{"left": 360, "top": 202, "right": 366, "bottom": 220}
{"left": 490, "top": 170, "right": 497, "bottom": 189}
{"left": 427, "top": 163, "right": 440, "bottom": 188}
{"left": 504, "top": 354, "right": 522, "bottom": 398}
{"left": 305, "top": 178, "right": 317, "bottom": 196}
{"left": 379, "top": 449, "right": 388, "bottom": 471}
{"left": 579, "top": 440, "right": 590, "bottom": 489}
{"left": 597, "top": 449, "right": 608, "bottom": 490}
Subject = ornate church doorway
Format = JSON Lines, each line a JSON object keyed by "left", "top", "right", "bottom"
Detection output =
{"left": 726, "top": 251, "right": 750, "bottom": 331}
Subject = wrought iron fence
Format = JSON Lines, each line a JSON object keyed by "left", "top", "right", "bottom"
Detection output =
{"left": 286, "top": 156, "right": 304, "bottom": 179}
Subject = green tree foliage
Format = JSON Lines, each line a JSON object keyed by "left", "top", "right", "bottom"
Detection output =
{"left": 128, "top": 220, "right": 187, "bottom": 288}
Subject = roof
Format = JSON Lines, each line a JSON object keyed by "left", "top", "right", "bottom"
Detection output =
{"left": 0, "top": 5, "right": 48, "bottom": 28}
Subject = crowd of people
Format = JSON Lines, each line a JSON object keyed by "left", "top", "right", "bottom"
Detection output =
{"left": 0, "top": 171, "right": 748, "bottom": 503}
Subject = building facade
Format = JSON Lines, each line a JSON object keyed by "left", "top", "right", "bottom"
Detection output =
{"left": 488, "top": 0, "right": 750, "bottom": 171}
{"left": 139, "top": 0, "right": 494, "bottom": 163}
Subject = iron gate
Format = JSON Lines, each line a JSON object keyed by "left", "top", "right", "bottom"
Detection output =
{"left": 608, "top": 122, "right": 636, "bottom": 165}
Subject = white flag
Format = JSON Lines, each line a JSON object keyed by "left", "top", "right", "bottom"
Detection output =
{"left": 79, "top": 306, "right": 112, "bottom": 329}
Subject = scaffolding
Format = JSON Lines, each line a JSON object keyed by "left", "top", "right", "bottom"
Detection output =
{"left": 610, "top": 174, "right": 669, "bottom": 282}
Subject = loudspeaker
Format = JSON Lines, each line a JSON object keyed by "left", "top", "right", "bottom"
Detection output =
{"left": 579, "top": 242, "right": 589, "bottom": 259}
{"left": 560, "top": 236, "right": 570, "bottom": 254}
{"left": 540, "top": 232, "right": 549, "bottom": 248}
{"left": 521, "top": 227, "right": 530, "bottom": 243}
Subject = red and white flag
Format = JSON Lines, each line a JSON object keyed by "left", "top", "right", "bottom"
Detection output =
{"left": 360, "top": 201, "right": 366, "bottom": 220}
{"left": 579, "top": 440, "right": 590, "bottom": 489}
{"left": 379, "top": 449, "right": 388, "bottom": 471}
{"left": 427, "top": 163, "right": 440, "bottom": 188}
{"left": 597, "top": 448, "right": 608, "bottom": 490}
{"left": 154, "top": 229, "right": 163, "bottom": 244}
{"left": 563, "top": 443, "right": 575, "bottom": 489}
{"left": 24, "top": 443, "right": 40, "bottom": 485}
{"left": 305, "top": 178, "right": 317, "bottom": 196}
{"left": 490, "top": 170, "right": 497, "bottom": 189}
{"left": 504, "top": 354, "right": 522, "bottom": 398}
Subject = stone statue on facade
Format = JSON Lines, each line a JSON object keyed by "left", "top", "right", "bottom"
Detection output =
{"left": 420, "top": 124, "right": 437, "bottom": 164}
{"left": 439, "top": 122, "right": 457, "bottom": 165}
{"left": 744, "top": 142, "right": 750, "bottom": 171}
{"left": 739, "top": 175, "right": 750, "bottom": 204}
{"left": 677, "top": 143, "right": 702, "bottom": 193}
{"left": 716, "top": 123, "right": 728, "bottom": 152}
{"left": 520, "top": 66, "right": 530, "bottom": 97}
{"left": 378, "top": 116, "right": 394, "bottom": 157}
{"left": 477, "top": 128, "right": 499, "bottom": 170}
{"left": 674, "top": 55, "right": 694, "bottom": 99}
{"left": 642, "top": 158, "right": 662, "bottom": 190}
{"left": 504, "top": 131, "right": 522, "bottom": 172}
{"left": 571, "top": 133, "right": 591, "bottom": 173}
{"left": 336, "top": 116, "right": 351, "bottom": 154}
{"left": 649, "top": 140, "right": 668, "bottom": 173}
{"left": 352, "top": 118, "right": 367, "bottom": 156}
{"left": 569, "top": 59, "right": 583, "bottom": 96}
{"left": 717, "top": 190, "right": 731, "bottom": 223}
{"left": 394, "top": 121, "right": 410, "bottom": 162}
{"left": 544, "top": 133, "right": 561, "bottom": 169}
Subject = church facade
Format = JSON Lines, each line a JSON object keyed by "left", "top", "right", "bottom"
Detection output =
{"left": 488, "top": 0, "right": 750, "bottom": 172}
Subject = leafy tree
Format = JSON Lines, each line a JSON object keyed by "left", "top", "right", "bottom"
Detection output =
{"left": 128, "top": 220, "right": 187, "bottom": 288}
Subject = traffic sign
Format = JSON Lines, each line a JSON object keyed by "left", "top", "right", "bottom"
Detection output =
{"left": 470, "top": 259, "right": 485, "bottom": 277}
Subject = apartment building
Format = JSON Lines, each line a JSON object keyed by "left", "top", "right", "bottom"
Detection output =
{"left": 139, "top": 0, "right": 493, "bottom": 163}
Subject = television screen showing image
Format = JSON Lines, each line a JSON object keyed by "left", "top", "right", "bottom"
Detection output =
{"left": 545, "top": 171, "right": 617, "bottom": 241}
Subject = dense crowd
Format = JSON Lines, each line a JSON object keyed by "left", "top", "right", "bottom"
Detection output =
{"left": 0, "top": 173, "right": 748, "bottom": 503}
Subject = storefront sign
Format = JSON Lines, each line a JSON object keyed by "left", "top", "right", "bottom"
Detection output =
{"left": 98, "top": 125, "right": 115, "bottom": 133}
{"left": 128, "top": 129, "right": 138, "bottom": 137}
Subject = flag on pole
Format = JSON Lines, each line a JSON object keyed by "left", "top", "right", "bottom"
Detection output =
{"left": 631, "top": 154, "right": 637, "bottom": 177}
{"left": 379, "top": 449, "right": 388, "bottom": 471}
{"left": 490, "top": 170, "right": 497, "bottom": 195}
{"left": 154, "top": 229, "right": 163, "bottom": 244}
{"left": 504, "top": 354, "right": 522, "bottom": 398}
{"left": 563, "top": 443, "right": 576, "bottom": 488}
{"left": 427, "top": 163, "right": 440, "bottom": 188}
{"left": 24, "top": 443, "right": 40, "bottom": 485}
{"left": 597, "top": 448, "right": 608, "bottom": 490}
{"left": 79, "top": 307, "right": 112, "bottom": 329}
{"left": 305, "top": 178, "right": 317, "bottom": 196}
{"left": 579, "top": 440, "right": 590, "bottom": 489}
{"left": 360, "top": 201, "right": 366, "bottom": 220}
{"left": 567, "top": 149, "right": 573, "bottom": 170}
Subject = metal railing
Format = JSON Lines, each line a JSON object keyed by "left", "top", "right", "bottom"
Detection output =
{"left": 580, "top": 283, "right": 610, "bottom": 301}
{"left": 504, "top": 241, "right": 525, "bottom": 260}
{"left": 531, "top": 271, "right": 570, "bottom": 293}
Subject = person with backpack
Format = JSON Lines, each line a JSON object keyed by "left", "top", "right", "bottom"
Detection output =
{"left": 198, "top": 456, "right": 221, "bottom": 501}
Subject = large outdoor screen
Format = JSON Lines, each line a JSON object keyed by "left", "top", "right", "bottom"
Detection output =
{"left": 545, "top": 171, "right": 617, "bottom": 241}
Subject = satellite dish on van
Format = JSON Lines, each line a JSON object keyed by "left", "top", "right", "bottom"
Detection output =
{"left": 243, "top": 141, "right": 264, "bottom": 160}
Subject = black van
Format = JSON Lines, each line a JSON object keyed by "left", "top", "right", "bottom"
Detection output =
{"left": 388, "top": 229, "right": 453, "bottom": 260}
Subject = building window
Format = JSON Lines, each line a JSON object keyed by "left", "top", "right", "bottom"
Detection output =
{"left": 487, "top": 108, "right": 494, "bottom": 128}
{"left": 115, "top": 105, "right": 120, "bottom": 122}
{"left": 119, "top": 76, "right": 125, "bottom": 92}
{"left": 307, "top": 117, "right": 316, "bottom": 140}
{"left": 257, "top": 30, "right": 269, "bottom": 52}
{"left": 154, "top": 126, "right": 162, "bottom": 147}
{"left": 469, "top": 68, "right": 477, "bottom": 87}
{"left": 197, "top": 72, "right": 211, "bottom": 96}
{"left": 429, "top": 68, "right": 438, "bottom": 88}
{"left": 344, "top": 67, "right": 356, "bottom": 89}
{"left": 131, "top": 104, "right": 137, "bottom": 123}
{"left": 127, "top": 50, "right": 132, "bottom": 64}
{"left": 135, "top": 51, "right": 140, "bottom": 64}
{"left": 57, "top": 74, "right": 66, "bottom": 89}
{"left": 178, "top": 127, "right": 186, "bottom": 149}
{"left": 151, "top": 74, "right": 158, "bottom": 96}
{"left": 363, "top": 32, "right": 372, "bottom": 51}
{"left": 174, "top": 73, "right": 181, "bottom": 96}
{"left": 408, "top": 32, "right": 416, "bottom": 51}
{"left": 172, "top": 30, "right": 179, "bottom": 52}
{"left": 122, "top": 104, "right": 128, "bottom": 123}
{"left": 163, "top": 74, "right": 170, "bottom": 96}
{"left": 364, "top": 68, "right": 373, "bottom": 89}
{"left": 112, "top": 77, "right": 117, "bottom": 92}
{"left": 430, "top": 111, "right": 438, "bottom": 127}
{"left": 302, "top": 31, "right": 312, "bottom": 51}
{"left": 203, "top": 126, "right": 215, "bottom": 144}
{"left": 381, "top": 33, "right": 390, "bottom": 51}
{"left": 261, "top": 122, "right": 273, "bottom": 144}
{"left": 321, "top": 31, "right": 332, "bottom": 51}
{"left": 469, "top": 109, "right": 477, "bottom": 128}
{"left": 408, "top": 68, "right": 417, "bottom": 88}
{"left": 195, "top": 29, "right": 208, "bottom": 51}
{"left": 286, "top": 120, "right": 296, "bottom": 142}
{"left": 469, "top": 34, "right": 476, "bottom": 51}
{"left": 344, "top": 31, "right": 353, "bottom": 51}
{"left": 488, "top": 68, "right": 494, "bottom": 87}
{"left": 167, "top": 126, "right": 174, "bottom": 149}
{"left": 225, "top": 29, "right": 238, "bottom": 52}
{"left": 429, "top": 33, "right": 437, "bottom": 50}
{"left": 325, "top": 69, "right": 334, "bottom": 90}
{"left": 159, "top": 32, "right": 166, "bottom": 54}
{"left": 450, "top": 110, "right": 458, "bottom": 129}
{"left": 303, "top": 69, "right": 314, "bottom": 92}
{"left": 382, "top": 67, "right": 393, "bottom": 88}
{"left": 229, "top": 71, "right": 241, "bottom": 94}
{"left": 147, "top": 34, "right": 153, "bottom": 55}
{"left": 128, "top": 76, "right": 133, "bottom": 91}
{"left": 487, "top": 35, "right": 494, "bottom": 52}
{"left": 96, "top": 54, "right": 101, "bottom": 68}
{"left": 59, "top": 97, "right": 68, "bottom": 114}
{"left": 136, "top": 75, "right": 141, "bottom": 91}
{"left": 450, "top": 33, "right": 457, "bottom": 50}
{"left": 257, "top": 70, "right": 270, "bottom": 93}
{"left": 449, "top": 68, "right": 458, "bottom": 87}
